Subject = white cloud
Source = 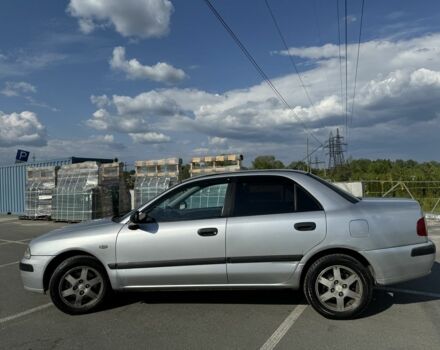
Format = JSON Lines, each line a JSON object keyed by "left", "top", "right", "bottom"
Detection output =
{"left": 273, "top": 43, "right": 340, "bottom": 59}
{"left": 67, "top": 0, "right": 174, "bottom": 39}
{"left": 0, "top": 111, "right": 47, "bottom": 147}
{"left": 0, "top": 52, "right": 66, "bottom": 78}
{"left": 112, "top": 90, "right": 181, "bottom": 116}
{"left": 87, "top": 90, "right": 184, "bottom": 133}
{"left": 110, "top": 46, "right": 186, "bottom": 84}
{"left": 0, "top": 134, "right": 126, "bottom": 163}
{"left": 90, "top": 94, "right": 111, "bottom": 108}
{"left": 130, "top": 132, "right": 171, "bottom": 144}
{"left": 85, "top": 33, "right": 440, "bottom": 161}
{"left": 209, "top": 137, "right": 228, "bottom": 146}
{"left": 1, "top": 81, "right": 36, "bottom": 97}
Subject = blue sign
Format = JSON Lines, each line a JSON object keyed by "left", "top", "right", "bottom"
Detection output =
{"left": 16, "top": 149, "right": 30, "bottom": 162}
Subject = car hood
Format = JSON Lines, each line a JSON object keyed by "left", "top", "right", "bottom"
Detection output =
{"left": 30, "top": 218, "right": 122, "bottom": 255}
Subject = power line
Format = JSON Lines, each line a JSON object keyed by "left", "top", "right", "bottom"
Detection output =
{"left": 264, "top": 0, "right": 321, "bottom": 126}
{"left": 202, "top": 0, "right": 324, "bottom": 147}
{"left": 344, "top": 0, "right": 348, "bottom": 141}
{"left": 350, "top": 0, "right": 365, "bottom": 125}
{"left": 336, "top": 0, "right": 344, "bottom": 123}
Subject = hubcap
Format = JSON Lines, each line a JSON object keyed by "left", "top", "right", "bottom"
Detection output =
{"left": 315, "top": 265, "right": 363, "bottom": 312}
{"left": 59, "top": 266, "right": 104, "bottom": 309}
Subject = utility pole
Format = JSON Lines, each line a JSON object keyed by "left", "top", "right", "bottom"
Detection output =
{"left": 306, "top": 136, "right": 310, "bottom": 172}
{"left": 325, "top": 128, "right": 346, "bottom": 170}
{"left": 311, "top": 156, "right": 325, "bottom": 172}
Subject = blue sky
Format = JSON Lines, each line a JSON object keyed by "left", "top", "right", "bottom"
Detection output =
{"left": 1, "top": 0, "right": 440, "bottom": 166}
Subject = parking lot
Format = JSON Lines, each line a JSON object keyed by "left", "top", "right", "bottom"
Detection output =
{"left": 0, "top": 216, "right": 439, "bottom": 350}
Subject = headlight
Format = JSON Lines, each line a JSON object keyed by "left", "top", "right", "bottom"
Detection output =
{"left": 23, "top": 246, "right": 31, "bottom": 259}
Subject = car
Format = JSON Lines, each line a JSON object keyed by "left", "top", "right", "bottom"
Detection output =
{"left": 20, "top": 170, "right": 436, "bottom": 319}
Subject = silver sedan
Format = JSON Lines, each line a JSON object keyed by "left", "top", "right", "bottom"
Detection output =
{"left": 20, "top": 170, "right": 436, "bottom": 319}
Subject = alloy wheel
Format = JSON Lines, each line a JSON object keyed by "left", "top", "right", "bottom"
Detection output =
{"left": 314, "top": 265, "right": 363, "bottom": 312}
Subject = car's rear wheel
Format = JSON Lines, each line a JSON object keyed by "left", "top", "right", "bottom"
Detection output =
{"left": 303, "top": 254, "right": 373, "bottom": 319}
{"left": 49, "top": 255, "right": 109, "bottom": 315}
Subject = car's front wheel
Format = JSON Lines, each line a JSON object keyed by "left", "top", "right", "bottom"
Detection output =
{"left": 303, "top": 254, "right": 373, "bottom": 319}
{"left": 49, "top": 255, "right": 109, "bottom": 315}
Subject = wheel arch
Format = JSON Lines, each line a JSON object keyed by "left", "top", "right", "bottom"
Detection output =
{"left": 299, "top": 247, "right": 375, "bottom": 287}
{"left": 43, "top": 250, "right": 108, "bottom": 292}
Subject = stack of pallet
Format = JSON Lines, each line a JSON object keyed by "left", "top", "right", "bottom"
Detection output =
{"left": 100, "top": 162, "right": 131, "bottom": 217}
{"left": 134, "top": 158, "right": 181, "bottom": 207}
{"left": 51, "top": 162, "right": 123, "bottom": 222}
{"left": 25, "top": 166, "right": 57, "bottom": 219}
{"left": 190, "top": 154, "right": 243, "bottom": 177}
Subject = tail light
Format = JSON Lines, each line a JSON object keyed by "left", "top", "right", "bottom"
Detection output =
{"left": 417, "top": 217, "right": 428, "bottom": 236}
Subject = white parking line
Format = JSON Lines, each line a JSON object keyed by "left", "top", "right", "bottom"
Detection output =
{"left": 0, "top": 218, "right": 19, "bottom": 223}
{"left": 0, "top": 303, "right": 53, "bottom": 326}
{"left": 0, "top": 239, "right": 28, "bottom": 245}
{"left": 379, "top": 287, "right": 440, "bottom": 299}
{"left": 0, "top": 261, "right": 19, "bottom": 269}
{"left": 259, "top": 304, "right": 307, "bottom": 350}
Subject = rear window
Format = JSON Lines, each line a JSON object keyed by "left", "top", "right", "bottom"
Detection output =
{"left": 307, "top": 173, "right": 360, "bottom": 204}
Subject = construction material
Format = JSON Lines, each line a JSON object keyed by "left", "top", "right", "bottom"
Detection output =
{"left": 25, "top": 166, "right": 57, "bottom": 219}
{"left": 190, "top": 154, "right": 243, "bottom": 176}
{"left": 52, "top": 162, "right": 128, "bottom": 222}
{"left": 0, "top": 157, "right": 113, "bottom": 215}
{"left": 100, "top": 162, "right": 131, "bottom": 217}
{"left": 134, "top": 158, "right": 181, "bottom": 207}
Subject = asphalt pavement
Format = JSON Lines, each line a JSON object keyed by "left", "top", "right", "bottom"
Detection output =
{"left": 0, "top": 215, "right": 439, "bottom": 350}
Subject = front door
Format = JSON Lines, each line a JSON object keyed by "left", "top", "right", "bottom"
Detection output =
{"left": 115, "top": 179, "right": 230, "bottom": 287}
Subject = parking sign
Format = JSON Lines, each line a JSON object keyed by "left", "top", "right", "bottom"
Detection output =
{"left": 16, "top": 149, "right": 30, "bottom": 163}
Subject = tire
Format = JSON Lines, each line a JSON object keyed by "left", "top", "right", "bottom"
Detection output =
{"left": 48, "top": 255, "right": 110, "bottom": 315}
{"left": 303, "top": 254, "right": 373, "bottom": 319}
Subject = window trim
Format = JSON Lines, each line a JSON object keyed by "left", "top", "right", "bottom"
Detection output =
{"left": 229, "top": 175, "right": 323, "bottom": 218}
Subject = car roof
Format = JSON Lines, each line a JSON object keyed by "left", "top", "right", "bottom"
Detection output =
{"left": 184, "top": 169, "right": 308, "bottom": 183}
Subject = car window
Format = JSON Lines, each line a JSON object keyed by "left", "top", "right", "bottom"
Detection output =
{"left": 146, "top": 182, "right": 229, "bottom": 222}
{"left": 295, "top": 184, "right": 322, "bottom": 212}
{"left": 233, "top": 176, "right": 321, "bottom": 216}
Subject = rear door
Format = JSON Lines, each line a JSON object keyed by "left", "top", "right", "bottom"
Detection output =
{"left": 226, "top": 175, "right": 326, "bottom": 284}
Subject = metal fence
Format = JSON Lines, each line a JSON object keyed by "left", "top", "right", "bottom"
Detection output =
{"left": 361, "top": 180, "right": 440, "bottom": 214}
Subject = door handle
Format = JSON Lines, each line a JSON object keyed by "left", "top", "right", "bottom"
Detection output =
{"left": 197, "top": 228, "right": 218, "bottom": 236}
{"left": 294, "top": 222, "right": 316, "bottom": 231}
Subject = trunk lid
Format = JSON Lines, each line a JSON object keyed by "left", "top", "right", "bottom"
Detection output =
{"left": 357, "top": 197, "right": 428, "bottom": 248}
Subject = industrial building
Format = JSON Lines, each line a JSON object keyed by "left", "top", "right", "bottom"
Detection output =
{"left": 0, "top": 157, "right": 113, "bottom": 215}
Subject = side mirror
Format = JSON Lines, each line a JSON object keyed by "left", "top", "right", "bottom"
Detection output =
{"left": 128, "top": 211, "right": 150, "bottom": 230}
{"left": 130, "top": 211, "right": 140, "bottom": 223}
{"left": 128, "top": 211, "right": 142, "bottom": 230}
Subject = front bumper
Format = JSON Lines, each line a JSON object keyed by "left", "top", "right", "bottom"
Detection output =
{"left": 362, "top": 240, "right": 436, "bottom": 285}
{"left": 19, "top": 255, "right": 53, "bottom": 293}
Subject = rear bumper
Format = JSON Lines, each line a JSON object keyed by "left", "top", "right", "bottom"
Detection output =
{"left": 19, "top": 255, "right": 53, "bottom": 293}
{"left": 362, "top": 240, "right": 436, "bottom": 285}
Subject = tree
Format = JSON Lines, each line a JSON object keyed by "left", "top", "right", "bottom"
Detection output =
{"left": 287, "top": 161, "right": 307, "bottom": 171}
{"left": 252, "top": 155, "right": 285, "bottom": 169}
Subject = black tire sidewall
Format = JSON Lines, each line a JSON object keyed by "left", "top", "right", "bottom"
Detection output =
{"left": 304, "top": 254, "right": 373, "bottom": 319}
{"left": 49, "top": 255, "right": 109, "bottom": 315}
